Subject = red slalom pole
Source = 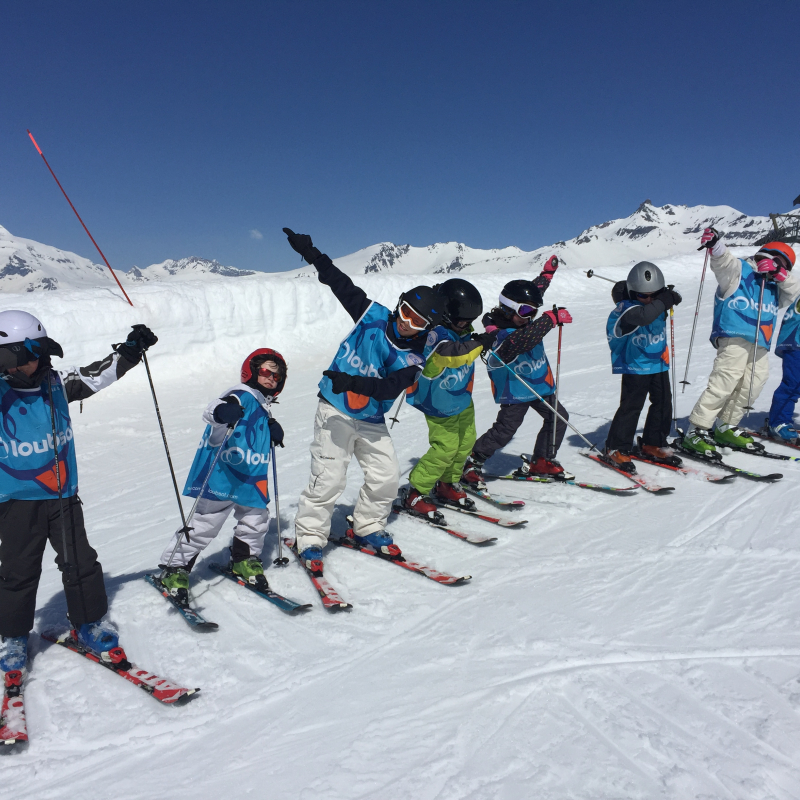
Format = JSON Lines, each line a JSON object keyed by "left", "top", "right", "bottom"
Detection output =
{"left": 27, "top": 130, "right": 134, "bottom": 306}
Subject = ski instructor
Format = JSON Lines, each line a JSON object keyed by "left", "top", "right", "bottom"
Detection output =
{"left": 282, "top": 228, "right": 440, "bottom": 575}
{"left": 0, "top": 312, "right": 157, "bottom": 676}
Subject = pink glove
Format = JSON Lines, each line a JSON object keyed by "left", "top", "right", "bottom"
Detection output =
{"left": 542, "top": 255, "right": 560, "bottom": 275}
{"left": 756, "top": 257, "right": 787, "bottom": 282}
{"left": 700, "top": 227, "right": 719, "bottom": 248}
{"left": 544, "top": 308, "right": 572, "bottom": 325}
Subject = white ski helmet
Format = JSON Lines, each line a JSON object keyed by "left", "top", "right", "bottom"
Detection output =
{"left": 626, "top": 261, "right": 665, "bottom": 295}
{"left": 0, "top": 310, "right": 47, "bottom": 343}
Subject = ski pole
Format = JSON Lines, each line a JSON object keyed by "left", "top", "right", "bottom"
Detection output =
{"left": 669, "top": 306, "right": 678, "bottom": 433}
{"left": 549, "top": 305, "right": 564, "bottom": 459}
{"left": 585, "top": 269, "right": 616, "bottom": 284}
{"left": 680, "top": 248, "right": 709, "bottom": 393}
{"left": 165, "top": 423, "right": 237, "bottom": 568}
{"left": 389, "top": 393, "right": 405, "bottom": 429}
{"left": 743, "top": 275, "right": 767, "bottom": 414}
{"left": 26, "top": 130, "right": 133, "bottom": 306}
{"left": 140, "top": 347, "right": 186, "bottom": 528}
{"left": 489, "top": 354, "right": 598, "bottom": 451}
{"left": 271, "top": 444, "right": 288, "bottom": 566}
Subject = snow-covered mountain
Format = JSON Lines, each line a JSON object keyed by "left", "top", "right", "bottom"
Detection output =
{"left": 0, "top": 201, "right": 789, "bottom": 293}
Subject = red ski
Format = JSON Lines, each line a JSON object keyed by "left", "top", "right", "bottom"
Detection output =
{"left": 630, "top": 454, "right": 734, "bottom": 483}
{"left": 285, "top": 538, "right": 352, "bottom": 611}
{"left": 0, "top": 670, "right": 28, "bottom": 749}
{"left": 581, "top": 452, "right": 675, "bottom": 494}
{"left": 431, "top": 498, "right": 527, "bottom": 528}
{"left": 392, "top": 505, "right": 497, "bottom": 546}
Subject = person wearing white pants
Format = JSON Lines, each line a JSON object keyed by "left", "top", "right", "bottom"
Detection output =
{"left": 683, "top": 229, "right": 798, "bottom": 456}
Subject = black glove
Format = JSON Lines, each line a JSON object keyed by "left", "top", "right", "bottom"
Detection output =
{"left": 213, "top": 395, "right": 245, "bottom": 426}
{"left": 283, "top": 228, "right": 322, "bottom": 265}
{"left": 658, "top": 288, "right": 683, "bottom": 309}
{"left": 322, "top": 369, "right": 359, "bottom": 395}
{"left": 117, "top": 324, "right": 158, "bottom": 363}
{"left": 698, "top": 226, "right": 721, "bottom": 251}
{"left": 471, "top": 331, "right": 496, "bottom": 352}
{"left": 268, "top": 417, "right": 285, "bottom": 447}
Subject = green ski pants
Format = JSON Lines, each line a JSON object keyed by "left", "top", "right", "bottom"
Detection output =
{"left": 409, "top": 403, "right": 477, "bottom": 495}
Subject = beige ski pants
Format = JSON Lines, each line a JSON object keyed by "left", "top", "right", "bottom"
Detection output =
{"left": 688, "top": 336, "right": 770, "bottom": 429}
{"left": 294, "top": 400, "right": 400, "bottom": 552}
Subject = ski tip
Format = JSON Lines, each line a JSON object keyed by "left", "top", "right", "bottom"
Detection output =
{"left": 497, "top": 520, "right": 528, "bottom": 528}
{"left": 172, "top": 688, "right": 201, "bottom": 706}
{"left": 324, "top": 602, "right": 353, "bottom": 612}
{"left": 194, "top": 622, "right": 220, "bottom": 631}
{"left": 653, "top": 487, "right": 676, "bottom": 494}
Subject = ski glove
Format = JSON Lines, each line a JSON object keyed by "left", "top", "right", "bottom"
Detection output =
{"left": 268, "top": 417, "right": 285, "bottom": 447}
{"left": 543, "top": 308, "right": 572, "bottom": 326}
{"left": 699, "top": 227, "right": 720, "bottom": 249}
{"left": 756, "top": 258, "right": 788, "bottom": 282}
{"left": 471, "top": 331, "right": 496, "bottom": 353}
{"left": 542, "top": 255, "right": 560, "bottom": 275}
{"left": 658, "top": 288, "right": 683, "bottom": 309}
{"left": 283, "top": 228, "right": 322, "bottom": 265}
{"left": 322, "top": 369, "right": 360, "bottom": 395}
{"left": 213, "top": 395, "right": 245, "bottom": 426}
{"left": 116, "top": 324, "right": 158, "bottom": 363}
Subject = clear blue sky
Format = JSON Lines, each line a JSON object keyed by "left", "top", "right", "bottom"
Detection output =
{"left": 2, "top": 0, "right": 798, "bottom": 273}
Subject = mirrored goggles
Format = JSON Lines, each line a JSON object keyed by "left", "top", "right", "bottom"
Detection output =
{"left": 499, "top": 295, "right": 539, "bottom": 318}
{"left": 398, "top": 300, "right": 431, "bottom": 331}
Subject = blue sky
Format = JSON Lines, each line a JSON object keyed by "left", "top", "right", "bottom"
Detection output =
{"left": 2, "top": 0, "right": 798, "bottom": 273}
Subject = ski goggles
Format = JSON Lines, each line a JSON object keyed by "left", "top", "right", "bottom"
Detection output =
{"left": 499, "top": 294, "right": 539, "bottom": 318}
{"left": 398, "top": 300, "right": 432, "bottom": 331}
{"left": 258, "top": 363, "right": 283, "bottom": 380}
{"left": 634, "top": 291, "right": 656, "bottom": 300}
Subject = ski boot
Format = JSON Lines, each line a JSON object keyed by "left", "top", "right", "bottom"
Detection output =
{"left": 767, "top": 422, "right": 798, "bottom": 443}
{"left": 433, "top": 481, "right": 476, "bottom": 511}
{"left": 231, "top": 556, "right": 270, "bottom": 592}
{"left": 679, "top": 427, "right": 719, "bottom": 459}
{"left": 636, "top": 439, "right": 683, "bottom": 467}
{"left": 403, "top": 487, "right": 445, "bottom": 523}
{"left": 516, "top": 455, "right": 575, "bottom": 480}
{"left": 348, "top": 529, "right": 403, "bottom": 559}
{"left": 73, "top": 617, "right": 126, "bottom": 666}
{"left": 714, "top": 424, "right": 763, "bottom": 452}
{"left": 159, "top": 565, "right": 190, "bottom": 606}
{"left": 602, "top": 448, "right": 636, "bottom": 474}
{"left": 0, "top": 635, "right": 28, "bottom": 676}
{"left": 298, "top": 546, "right": 324, "bottom": 577}
{"left": 461, "top": 452, "right": 487, "bottom": 489}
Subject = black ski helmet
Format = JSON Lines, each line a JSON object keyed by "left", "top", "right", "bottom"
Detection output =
{"left": 499, "top": 280, "right": 543, "bottom": 316}
{"left": 436, "top": 278, "right": 483, "bottom": 325}
{"left": 397, "top": 285, "right": 444, "bottom": 330}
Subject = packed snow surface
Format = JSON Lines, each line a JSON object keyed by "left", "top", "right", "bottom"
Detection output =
{"left": 3, "top": 254, "right": 800, "bottom": 799}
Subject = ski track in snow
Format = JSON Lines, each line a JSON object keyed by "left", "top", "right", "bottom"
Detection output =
{"left": 3, "top": 255, "right": 800, "bottom": 799}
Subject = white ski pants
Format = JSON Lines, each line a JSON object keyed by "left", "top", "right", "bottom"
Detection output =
{"left": 294, "top": 400, "right": 400, "bottom": 552}
{"left": 159, "top": 498, "right": 271, "bottom": 568}
{"left": 689, "top": 336, "right": 770, "bottom": 429}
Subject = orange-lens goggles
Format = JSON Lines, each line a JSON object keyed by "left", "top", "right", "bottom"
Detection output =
{"left": 258, "top": 366, "right": 281, "bottom": 379}
{"left": 398, "top": 301, "right": 430, "bottom": 331}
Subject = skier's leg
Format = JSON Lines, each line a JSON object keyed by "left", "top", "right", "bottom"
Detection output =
{"left": 688, "top": 337, "right": 750, "bottom": 429}
{"left": 642, "top": 372, "right": 672, "bottom": 446}
{"left": 472, "top": 403, "right": 529, "bottom": 459}
{"left": 47, "top": 495, "right": 108, "bottom": 627}
{"left": 294, "top": 401, "right": 356, "bottom": 552}
{"left": 409, "top": 414, "right": 461, "bottom": 494}
{"left": 718, "top": 344, "right": 769, "bottom": 426}
{"left": 351, "top": 422, "right": 400, "bottom": 537}
{"left": 0, "top": 500, "right": 49, "bottom": 638}
{"left": 606, "top": 374, "right": 649, "bottom": 451}
{"left": 531, "top": 396, "right": 569, "bottom": 458}
{"left": 441, "top": 404, "right": 477, "bottom": 484}
{"left": 230, "top": 504, "right": 271, "bottom": 562}
{"left": 158, "top": 498, "right": 234, "bottom": 568}
{"left": 768, "top": 350, "right": 800, "bottom": 427}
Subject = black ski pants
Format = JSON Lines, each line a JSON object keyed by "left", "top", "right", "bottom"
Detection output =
{"left": 0, "top": 496, "right": 108, "bottom": 638}
{"left": 606, "top": 371, "right": 672, "bottom": 452}
{"left": 473, "top": 396, "right": 568, "bottom": 461}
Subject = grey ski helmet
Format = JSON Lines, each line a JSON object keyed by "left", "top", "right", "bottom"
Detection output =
{"left": 626, "top": 261, "right": 665, "bottom": 295}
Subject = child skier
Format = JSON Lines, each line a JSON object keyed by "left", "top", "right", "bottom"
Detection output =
{"left": 682, "top": 230, "right": 798, "bottom": 455}
{"left": 461, "top": 256, "right": 573, "bottom": 485}
{"left": 283, "top": 227, "right": 440, "bottom": 574}
{"left": 157, "top": 349, "right": 287, "bottom": 600}
{"left": 0, "top": 312, "right": 157, "bottom": 675}
{"left": 603, "top": 261, "right": 682, "bottom": 473}
{"left": 766, "top": 290, "right": 800, "bottom": 442}
{"left": 402, "top": 278, "right": 487, "bottom": 517}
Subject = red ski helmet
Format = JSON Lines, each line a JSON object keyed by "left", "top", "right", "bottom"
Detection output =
{"left": 240, "top": 348, "right": 288, "bottom": 397}
{"left": 755, "top": 241, "right": 796, "bottom": 271}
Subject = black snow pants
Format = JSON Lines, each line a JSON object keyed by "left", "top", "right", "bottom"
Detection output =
{"left": 0, "top": 496, "right": 108, "bottom": 638}
{"left": 473, "top": 396, "right": 569, "bottom": 461}
{"left": 605, "top": 372, "right": 672, "bottom": 452}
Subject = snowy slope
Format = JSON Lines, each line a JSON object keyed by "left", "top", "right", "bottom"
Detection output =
{"left": 4, "top": 260, "right": 800, "bottom": 799}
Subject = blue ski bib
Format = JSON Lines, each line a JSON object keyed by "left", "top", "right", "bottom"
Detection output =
{"left": 776, "top": 296, "right": 800, "bottom": 358}
{"left": 486, "top": 328, "right": 554, "bottom": 404}
{"left": 319, "top": 302, "right": 424, "bottom": 423}
{"left": 183, "top": 388, "right": 272, "bottom": 508}
{"left": 711, "top": 259, "right": 779, "bottom": 348}
{"left": 606, "top": 301, "right": 669, "bottom": 375}
{"left": 0, "top": 372, "right": 78, "bottom": 502}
